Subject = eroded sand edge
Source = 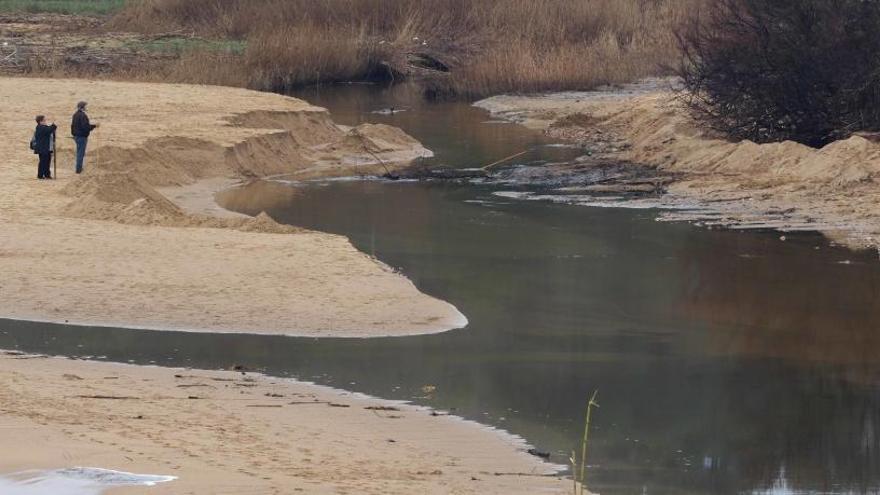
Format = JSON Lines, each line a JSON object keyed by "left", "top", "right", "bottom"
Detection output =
{"left": 0, "top": 77, "right": 466, "bottom": 337}
{"left": 0, "top": 352, "right": 567, "bottom": 494}
{"left": 477, "top": 81, "right": 880, "bottom": 253}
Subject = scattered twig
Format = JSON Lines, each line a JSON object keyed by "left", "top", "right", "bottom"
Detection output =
{"left": 75, "top": 395, "right": 139, "bottom": 400}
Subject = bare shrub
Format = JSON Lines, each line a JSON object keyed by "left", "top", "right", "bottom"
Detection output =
{"left": 677, "top": 0, "right": 880, "bottom": 147}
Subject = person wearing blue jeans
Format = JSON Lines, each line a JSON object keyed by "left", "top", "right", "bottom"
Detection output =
{"left": 70, "top": 100, "right": 98, "bottom": 174}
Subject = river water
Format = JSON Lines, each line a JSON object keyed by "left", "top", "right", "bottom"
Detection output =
{"left": 2, "top": 84, "right": 879, "bottom": 495}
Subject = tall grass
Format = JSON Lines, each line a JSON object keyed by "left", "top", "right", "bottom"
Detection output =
{"left": 111, "top": 0, "right": 700, "bottom": 97}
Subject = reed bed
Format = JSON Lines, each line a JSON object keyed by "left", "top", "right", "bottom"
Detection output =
{"left": 112, "top": 0, "right": 700, "bottom": 97}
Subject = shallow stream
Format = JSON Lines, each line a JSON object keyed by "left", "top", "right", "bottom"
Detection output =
{"left": 2, "top": 84, "right": 879, "bottom": 495}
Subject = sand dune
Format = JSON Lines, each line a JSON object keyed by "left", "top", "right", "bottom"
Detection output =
{"left": 0, "top": 77, "right": 465, "bottom": 337}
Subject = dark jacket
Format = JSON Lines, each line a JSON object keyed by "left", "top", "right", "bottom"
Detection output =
{"left": 33, "top": 123, "right": 57, "bottom": 155}
{"left": 71, "top": 109, "right": 96, "bottom": 138}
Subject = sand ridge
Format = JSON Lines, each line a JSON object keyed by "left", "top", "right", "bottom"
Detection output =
{"left": 477, "top": 82, "right": 880, "bottom": 252}
{"left": 0, "top": 77, "right": 464, "bottom": 336}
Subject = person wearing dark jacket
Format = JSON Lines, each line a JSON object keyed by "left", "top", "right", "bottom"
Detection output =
{"left": 71, "top": 100, "right": 98, "bottom": 174}
{"left": 33, "top": 115, "right": 57, "bottom": 180}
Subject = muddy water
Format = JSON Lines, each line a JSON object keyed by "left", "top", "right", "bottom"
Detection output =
{"left": 2, "top": 84, "right": 880, "bottom": 495}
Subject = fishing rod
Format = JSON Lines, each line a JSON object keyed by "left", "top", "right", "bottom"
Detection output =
{"left": 481, "top": 149, "right": 530, "bottom": 171}
{"left": 52, "top": 128, "right": 57, "bottom": 179}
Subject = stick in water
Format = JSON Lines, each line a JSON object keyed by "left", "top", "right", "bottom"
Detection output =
{"left": 481, "top": 149, "right": 530, "bottom": 171}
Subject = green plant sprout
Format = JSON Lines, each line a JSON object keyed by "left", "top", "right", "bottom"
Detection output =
{"left": 571, "top": 389, "right": 599, "bottom": 495}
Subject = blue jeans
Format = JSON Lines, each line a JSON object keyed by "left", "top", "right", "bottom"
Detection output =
{"left": 74, "top": 136, "right": 88, "bottom": 173}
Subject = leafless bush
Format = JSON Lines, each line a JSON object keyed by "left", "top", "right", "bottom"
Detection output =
{"left": 677, "top": 0, "right": 880, "bottom": 147}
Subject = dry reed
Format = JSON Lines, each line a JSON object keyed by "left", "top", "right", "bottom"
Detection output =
{"left": 111, "top": 0, "right": 701, "bottom": 97}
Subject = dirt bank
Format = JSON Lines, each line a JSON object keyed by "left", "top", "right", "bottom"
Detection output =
{"left": 0, "top": 77, "right": 467, "bottom": 336}
{"left": 0, "top": 352, "right": 567, "bottom": 494}
{"left": 476, "top": 80, "right": 880, "bottom": 252}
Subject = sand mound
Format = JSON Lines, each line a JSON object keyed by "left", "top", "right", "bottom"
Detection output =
{"left": 603, "top": 95, "right": 880, "bottom": 190}
{"left": 49, "top": 94, "right": 433, "bottom": 230}
{"left": 0, "top": 77, "right": 466, "bottom": 340}
{"left": 233, "top": 211, "right": 302, "bottom": 234}
{"left": 61, "top": 172, "right": 188, "bottom": 225}
{"left": 226, "top": 110, "right": 342, "bottom": 147}
{"left": 349, "top": 123, "right": 425, "bottom": 153}
{"left": 477, "top": 86, "right": 880, "bottom": 250}
{"left": 62, "top": 173, "right": 308, "bottom": 233}
{"left": 57, "top": 106, "right": 430, "bottom": 226}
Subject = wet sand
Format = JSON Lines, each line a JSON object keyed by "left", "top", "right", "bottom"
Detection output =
{"left": 0, "top": 352, "right": 567, "bottom": 494}
{"left": 477, "top": 80, "right": 880, "bottom": 252}
{"left": 0, "top": 77, "right": 465, "bottom": 337}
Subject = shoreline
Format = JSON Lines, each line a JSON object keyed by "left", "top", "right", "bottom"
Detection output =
{"left": 475, "top": 80, "right": 880, "bottom": 254}
{"left": 0, "top": 351, "right": 567, "bottom": 494}
{"left": 0, "top": 77, "right": 466, "bottom": 338}
{"left": 166, "top": 176, "right": 472, "bottom": 337}
{"left": 0, "top": 307, "right": 469, "bottom": 340}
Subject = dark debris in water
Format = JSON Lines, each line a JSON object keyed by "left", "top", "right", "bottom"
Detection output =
{"left": 394, "top": 156, "right": 677, "bottom": 198}
{"left": 527, "top": 448, "right": 552, "bottom": 460}
{"left": 490, "top": 158, "right": 675, "bottom": 192}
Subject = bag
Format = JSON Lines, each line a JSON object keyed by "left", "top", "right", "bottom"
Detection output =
{"left": 29, "top": 132, "right": 36, "bottom": 151}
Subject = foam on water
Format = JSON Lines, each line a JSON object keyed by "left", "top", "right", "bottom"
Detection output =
{"left": 0, "top": 468, "right": 176, "bottom": 495}
{"left": 491, "top": 190, "right": 712, "bottom": 211}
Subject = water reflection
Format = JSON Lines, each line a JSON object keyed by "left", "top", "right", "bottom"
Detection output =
{"left": 674, "top": 238, "right": 880, "bottom": 374}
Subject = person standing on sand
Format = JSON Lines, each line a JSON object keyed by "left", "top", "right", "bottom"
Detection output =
{"left": 71, "top": 100, "right": 98, "bottom": 174}
{"left": 33, "top": 115, "right": 57, "bottom": 180}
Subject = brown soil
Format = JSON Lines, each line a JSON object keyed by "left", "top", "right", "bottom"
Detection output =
{"left": 0, "top": 13, "right": 174, "bottom": 75}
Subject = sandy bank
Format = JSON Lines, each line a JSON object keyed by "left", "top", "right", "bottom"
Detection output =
{"left": 0, "top": 352, "right": 567, "bottom": 494}
{"left": 0, "top": 77, "right": 466, "bottom": 336}
{"left": 477, "top": 81, "right": 880, "bottom": 252}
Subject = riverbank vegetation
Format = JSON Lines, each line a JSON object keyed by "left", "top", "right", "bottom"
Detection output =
{"left": 13, "top": 0, "right": 878, "bottom": 147}
{"left": 107, "top": 0, "right": 698, "bottom": 97}
{"left": 677, "top": 0, "right": 880, "bottom": 147}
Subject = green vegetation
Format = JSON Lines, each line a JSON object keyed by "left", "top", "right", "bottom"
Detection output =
{"left": 0, "top": 0, "right": 126, "bottom": 15}
{"left": 126, "top": 38, "right": 247, "bottom": 56}
{"left": 570, "top": 390, "right": 599, "bottom": 495}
